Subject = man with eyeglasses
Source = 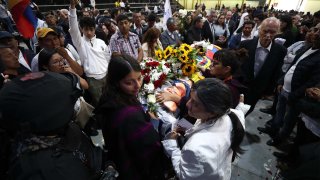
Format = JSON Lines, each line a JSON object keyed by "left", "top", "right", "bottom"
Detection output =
{"left": 259, "top": 23, "right": 320, "bottom": 147}
{"left": 238, "top": 17, "right": 287, "bottom": 116}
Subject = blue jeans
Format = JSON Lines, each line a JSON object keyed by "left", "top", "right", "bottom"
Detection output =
{"left": 272, "top": 90, "right": 299, "bottom": 139}
{"left": 271, "top": 90, "right": 289, "bottom": 130}
{"left": 279, "top": 104, "right": 299, "bottom": 139}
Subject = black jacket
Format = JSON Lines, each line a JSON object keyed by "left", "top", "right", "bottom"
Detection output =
{"left": 279, "top": 47, "right": 320, "bottom": 103}
{"left": 238, "top": 38, "right": 287, "bottom": 105}
{"left": 186, "top": 26, "right": 203, "bottom": 44}
{"left": 202, "top": 20, "right": 214, "bottom": 43}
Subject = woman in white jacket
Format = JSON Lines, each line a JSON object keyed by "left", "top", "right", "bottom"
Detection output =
{"left": 162, "top": 78, "right": 246, "bottom": 180}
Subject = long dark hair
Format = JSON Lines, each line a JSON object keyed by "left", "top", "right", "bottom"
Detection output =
{"left": 215, "top": 14, "right": 226, "bottom": 29}
{"left": 100, "top": 54, "right": 142, "bottom": 106}
{"left": 192, "top": 78, "right": 245, "bottom": 161}
{"left": 142, "top": 27, "right": 161, "bottom": 57}
{"left": 38, "top": 48, "right": 58, "bottom": 71}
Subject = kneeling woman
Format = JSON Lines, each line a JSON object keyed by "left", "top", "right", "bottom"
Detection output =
{"left": 95, "top": 55, "right": 166, "bottom": 179}
{"left": 162, "top": 78, "right": 246, "bottom": 179}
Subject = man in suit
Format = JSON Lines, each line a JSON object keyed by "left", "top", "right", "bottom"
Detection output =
{"left": 186, "top": 16, "right": 204, "bottom": 44}
{"left": 238, "top": 17, "right": 287, "bottom": 116}
{"left": 226, "top": 11, "right": 236, "bottom": 36}
{"left": 160, "top": 18, "right": 181, "bottom": 49}
{"left": 130, "top": 12, "right": 147, "bottom": 42}
{"left": 202, "top": 10, "right": 217, "bottom": 44}
{"left": 258, "top": 23, "right": 320, "bottom": 146}
{"left": 228, "top": 21, "right": 255, "bottom": 49}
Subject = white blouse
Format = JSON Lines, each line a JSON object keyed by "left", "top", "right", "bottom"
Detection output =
{"left": 162, "top": 107, "right": 246, "bottom": 180}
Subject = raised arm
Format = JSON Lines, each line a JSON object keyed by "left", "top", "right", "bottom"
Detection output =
{"left": 69, "top": 0, "right": 82, "bottom": 51}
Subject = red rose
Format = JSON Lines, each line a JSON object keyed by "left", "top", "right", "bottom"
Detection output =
{"left": 144, "top": 75, "right": 151, "bottom": 84}
{"left": 164, "top": 63, "right": 170, "bottom": 68}
{"left": 142, "top": 68, "right": 151, "bottom": 75}
{"left": 153, "top": 61, "right": 160, "bottom": 67}
{"left": 154, "top": 80, "right": 162, "bottom": 89}
{"left": 159, "top": 73, "right": 166, "bottom": 81}
{"left": 146, "top": 61, "right": 160, "bottom": 67}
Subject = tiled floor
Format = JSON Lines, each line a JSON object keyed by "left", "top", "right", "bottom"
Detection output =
{"left": 231, "top": 100, "right": 281, "bottom": 180}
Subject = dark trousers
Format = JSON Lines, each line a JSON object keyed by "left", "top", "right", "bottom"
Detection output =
{"left": 287, "top": 118, "right": 320, "bottom": 159}
{"left": 87, "top": 76, "right": 106, "bottom": 107}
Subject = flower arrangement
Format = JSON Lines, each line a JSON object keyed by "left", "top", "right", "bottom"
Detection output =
{"left": 140, "top": 57, "right": 171, "bottom": 112}
{"left": 155, "top": 43, "right": 203, "bottom": 79}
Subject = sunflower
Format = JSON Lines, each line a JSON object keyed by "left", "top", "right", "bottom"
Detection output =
{"left": 178, "top": 53, "right": 189, "bottom": 63}
{"left": 155, "top": 49, "right": 163, "bottom": 60}
{"left": 182, "top": 63, "right": 196, "bottom": 76}
{"left": 163, "top": 46, "right": 173, "bottom": 59}
{"left": 172, "top": 49, "right": 178, "bottom": 57}
{"left": 180, "top": 43, "right": 192, "bottom": 53}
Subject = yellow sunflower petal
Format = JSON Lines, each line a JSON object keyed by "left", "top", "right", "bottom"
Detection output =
{"left": 180, "top": 43, "right": 192, "bottom": 53}
{"left": 178, "top": 54, "right": 189, "bottom": 63}
{"left": 182, "top": 64, "right": 196, "bottom": 76}
{"left": 163, "top": 46, "right": 173, "bottom": 59}
{"left": 155, "top": 49, "right": 163, "bottom": 60}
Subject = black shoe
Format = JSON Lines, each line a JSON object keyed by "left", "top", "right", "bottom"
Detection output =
{"left": 257, "top": 126, "right": 275, "bottom": 135}
{"left": 259, "top": 107, "right": 274, "bottom": 115}
{"left": 267, "top": 138, "right": 282, "bottom": 146}
{"left": 273, "top": 152, "right": 288, "bottom": 160}
{"left": 265, "top": 119, "right": 273, "bottom": 126}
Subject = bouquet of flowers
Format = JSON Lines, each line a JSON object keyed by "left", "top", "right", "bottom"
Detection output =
{"left": 155, "top": 43, "right": 205, "bottom": 81}
{"left": 140, "top": 57, "right": 172, "bottom": 112}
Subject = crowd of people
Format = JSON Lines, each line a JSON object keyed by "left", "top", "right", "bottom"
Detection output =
{"left": 0, "top": 0, "right": 320, "bottom": 179}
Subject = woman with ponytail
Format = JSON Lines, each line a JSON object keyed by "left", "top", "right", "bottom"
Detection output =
{"left": 162, "top": 78, "right": 247, "bottom": 180}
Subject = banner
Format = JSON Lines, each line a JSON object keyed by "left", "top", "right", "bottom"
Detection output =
{"left": 163, "top": 0, "right": 172, "bottom": 30}
{"left": 8, "top": 0, "right": 37, "bottom": 38}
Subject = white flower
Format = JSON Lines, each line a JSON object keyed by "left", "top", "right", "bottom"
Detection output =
{"left": 147, "top": 94, "right": 156, "bottom": 104}
{"left": 151, "top": 72, "right": 162, "bottom": 81}
{"left": 144, "top": 83, "right": 155, "bottom": 93}
{"left": 162, "top": 65, "right": 170, "bottom": 75}
{"left": 172, "top": 62, "right": 182, "bottom": 73}
{"left": 140, "top": 62, "right": 146, "bottom": 69}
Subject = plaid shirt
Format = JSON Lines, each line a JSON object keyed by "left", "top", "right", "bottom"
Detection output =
{"left": 109, "top": 31, "right": 141, "bottom": 60}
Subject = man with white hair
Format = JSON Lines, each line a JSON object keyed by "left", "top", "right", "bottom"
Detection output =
{"left": 237, "top": 17, "right": 287, "bottom": 116}
{"left": 202, "top": 10, "right": 217, "bottom": 44}
{"left": 58, "top": 9, "right": 69, "bottom": 30}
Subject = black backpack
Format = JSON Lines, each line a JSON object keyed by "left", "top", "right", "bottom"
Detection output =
{"left": 6, "top": 123, "right": 103, "bottom": 180}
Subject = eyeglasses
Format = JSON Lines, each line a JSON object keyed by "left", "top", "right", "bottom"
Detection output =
{"left": 50, "top": 58, "right": 66, "bottom": 66}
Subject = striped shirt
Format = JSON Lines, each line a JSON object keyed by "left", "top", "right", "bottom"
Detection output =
{"left": 109, "top": 31, "right": 141, "bottom": 60}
